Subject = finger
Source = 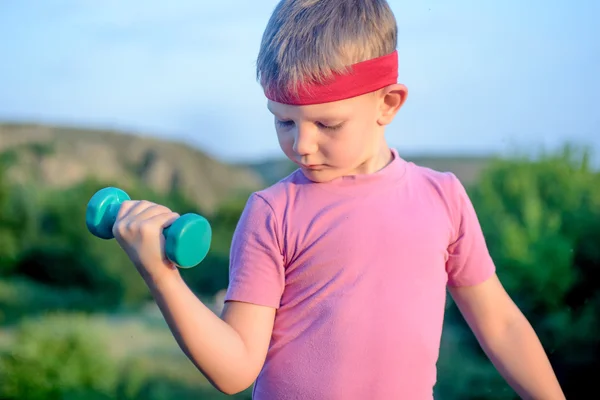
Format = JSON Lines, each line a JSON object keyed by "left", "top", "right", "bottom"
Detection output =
{"left": 150, "top": 212, "right": 181, "bottom": 268}
{"left": 113, "top": 201, "right": 142, "bottom": 239}
{"left": 116, "top": 200, "right": 144, "bottom": 221}
{"left": 119, "top": 200, "right": 157, "bottom": 221}
{"left": 122, "top": 205, "right": 174, "bottom": 236}
{"left": 132, "top": 204, "right": 176, "bottom": 223}
{"left": 137, "top": 212, "right": 180, "bottom": 239}
{"left": 143, "top": 212, "right": 181, "bottom": 230}
{"left": 114, "top": 201, "right": 165, "bottom": 239}
{"left": 116, "top": 200, "right": 137, "bottom": 220}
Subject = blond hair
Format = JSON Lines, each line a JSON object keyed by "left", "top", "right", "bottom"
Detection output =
{"left": 256, "top": 0, "right": 397, "bottom": 98}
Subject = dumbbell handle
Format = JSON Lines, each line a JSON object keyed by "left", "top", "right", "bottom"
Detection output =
{"left": 86, "top": 187, "right": 212, "bottom": 268}
{"left": 98, "top": 202, "right": 177, "bottom": 239}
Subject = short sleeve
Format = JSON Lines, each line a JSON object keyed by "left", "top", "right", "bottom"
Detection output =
{"left": 224, "top": 193, "right": 286, "bottom": 308}
{"left": 445, "top": 174, "right": 496, "bottom": 287}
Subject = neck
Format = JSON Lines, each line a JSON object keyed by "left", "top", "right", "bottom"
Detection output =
{"left": 353, "top": 141, "right": 393, "bottom": 175}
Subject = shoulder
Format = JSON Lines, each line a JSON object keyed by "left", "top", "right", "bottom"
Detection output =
{"left": 233, "top": 170, "right": 306, "bottom": 265}
{"left": 407, "top": 162, "right": 466, "bottom": 200}
{"left": 249, "top": 169, "right": 306, "bottom": 212}
{"left": 405, "top": 162, "right": 472, "bottom": 225}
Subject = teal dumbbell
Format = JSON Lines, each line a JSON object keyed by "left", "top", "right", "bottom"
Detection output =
{"left": 85, "top": 187, "right": 211, "bottom": 268}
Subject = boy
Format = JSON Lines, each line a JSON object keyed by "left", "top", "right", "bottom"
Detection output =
{"left": 112, "top": 0, "right": 566, "bottom": 398}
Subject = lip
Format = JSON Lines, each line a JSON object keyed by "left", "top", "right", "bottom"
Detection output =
{"left": 295, "top": 161, "right": 324, "bottom": 170}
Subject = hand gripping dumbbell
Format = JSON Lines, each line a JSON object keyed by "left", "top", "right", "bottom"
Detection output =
{"left": 85, "top": 187, "right": 212, "bottom": 268}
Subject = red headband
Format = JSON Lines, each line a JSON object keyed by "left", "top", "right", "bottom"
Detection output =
{"left": 264, "top": 50, "right": 398, "bottom": 105}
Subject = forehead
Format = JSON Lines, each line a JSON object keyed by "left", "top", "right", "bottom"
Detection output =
{"left": 267, "top": 93, "right": 376, "bottom": 119}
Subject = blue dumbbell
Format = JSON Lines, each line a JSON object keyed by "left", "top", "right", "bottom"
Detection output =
{"left": 85, "top": 187, "right": 211, "bottom": 268}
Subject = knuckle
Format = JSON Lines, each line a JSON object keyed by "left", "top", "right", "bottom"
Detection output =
{"left": 140, "top": 200, "right": 154, "bottom": 208}
{"left": 112, "top": 223, "right": 120, "bottom": 237}
{"left": 117, "top": 200, "right": 134, "bottom": 216}
{"left": 155, "top": 204, "right": 170, "bottom": 213}
{"left": 139, "top": 221, "right": 157, "bottom": 237}
{"left": 120, "top": 200, "right": 135, "bottom": 210}
{"left": 125, "top": 220, "right": 139, "bottom": 234}
{"left": 113, "top": 220, "right": 127, "bottom": 238}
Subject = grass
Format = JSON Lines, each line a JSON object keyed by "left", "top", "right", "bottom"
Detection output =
{"left": 102, "top": 305, "right": 252, "bottom": 398}
{"left": 0, "top": 304, "right": 252, "bottom": 400}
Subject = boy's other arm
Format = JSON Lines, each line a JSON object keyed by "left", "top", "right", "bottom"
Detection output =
{"left": 449, "top": 274, "right": 566, "bottom": 400}
{"left": 149, "top": 273, "right": 275, "bottom": 395}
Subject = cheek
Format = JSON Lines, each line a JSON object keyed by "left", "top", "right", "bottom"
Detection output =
{"left": 276, "top": 129, "right": 296, "bottom": 156}
{"left": 323, "top": 130, "right": 363, "bottom": 160}
{"left": 326, "top": 122, "right": 375, "bottom": 161}
{"left": 276, "top": 129, "right": 291, "bottom": 146}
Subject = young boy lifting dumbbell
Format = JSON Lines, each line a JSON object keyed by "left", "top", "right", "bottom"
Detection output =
{"left": 106, "top": 1, "right": 565, "bottom": 399}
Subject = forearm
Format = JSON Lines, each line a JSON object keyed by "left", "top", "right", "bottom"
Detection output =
{"left": 479, "top": 313, "right": 565, "bottom": 400}
{"left": 146, "top": 271, "right": 254, "bottom": 394}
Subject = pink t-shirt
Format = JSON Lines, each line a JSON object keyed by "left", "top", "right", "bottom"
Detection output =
{"left": 225, "top": 148, "right": 495, "bottom": 399}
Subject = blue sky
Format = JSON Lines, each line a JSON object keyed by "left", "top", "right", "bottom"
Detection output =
{"left": 0, "top": 0, "right": 598, "bottom": 162}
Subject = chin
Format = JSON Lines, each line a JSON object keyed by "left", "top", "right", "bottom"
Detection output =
{"left": 300, "top": 168, "right": 340, "bottom": 183}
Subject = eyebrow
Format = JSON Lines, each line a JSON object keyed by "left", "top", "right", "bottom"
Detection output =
{"left": 266, "top": 104, "right": 278, "bottom": 117}
{"left": 267, "top": 103, "right": 346, "bottom": 123}
{"left": 267, "top": 104, "right": 289, "bottom": 120}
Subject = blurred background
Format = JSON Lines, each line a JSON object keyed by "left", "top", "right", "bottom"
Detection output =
{"left": 0, "top": 1, "right": 598, "bottom": 399}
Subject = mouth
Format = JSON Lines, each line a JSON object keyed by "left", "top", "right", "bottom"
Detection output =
{"left": 295, "top": 161, "right": 325, "bottom": 170}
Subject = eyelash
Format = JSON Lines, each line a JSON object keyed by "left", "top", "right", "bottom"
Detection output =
{"left": 276, "top": 120, "right": 343, "bottom": 131}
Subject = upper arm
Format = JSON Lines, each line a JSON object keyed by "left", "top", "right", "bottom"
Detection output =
{"left": 225, "top": 193, "right": 286, "bottom": 308}
{"left": 449, "top": 274, "right": 522, "bottom": 340}
{"left": 443, "top": 174, "right": 520, "bottom": 337}
{"left": 445, "top": 172, "right": 495, "bottom": 287}
{"left": 221, "top": 301, "right": 276, "bottom": 379}
{"left": 219, "top": 192, "right": 285, "bottom": 378}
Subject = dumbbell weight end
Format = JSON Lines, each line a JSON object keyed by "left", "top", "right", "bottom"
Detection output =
{"left": 85, "top": 187, "right": 212, "bottom": 268}
{"left": 86, "top": 187, "right": 131, "bottom": 240}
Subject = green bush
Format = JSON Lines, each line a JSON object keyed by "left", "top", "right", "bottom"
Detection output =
{"left": 0, "top": 169, "right": 26, "bottom": 276}
{"left": 179, "top": 195, "right": 248, "bottom": 295}
{"left": 0, "top": 313, "right": 118, "bottom": 400}
{"left": 0, "top": 311, "right": 252, "bottom": 400}
{"left": 0, "top": 162, "right": 245, "bottom": 311}
{"left": 0, "top": 278, "right": 110, "bottom": 325}
{"left": 442, "top": 145, "right": 600, "bottom": 399}
{"left": 115, "top": 357, "right": 252, "bottom": 400}
{"left": 1, "top": 177, "right": 209, "bottom": 308}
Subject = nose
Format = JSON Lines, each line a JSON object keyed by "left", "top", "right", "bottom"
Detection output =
{"left": 292, "top": 125, "right": 318, "bottom": 156}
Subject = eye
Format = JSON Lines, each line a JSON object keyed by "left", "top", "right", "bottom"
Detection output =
{"left": 275, "top": 119, "right": 295, "bottom": 128}
{"left": 317, "top": 122, "right": 344, "bottom": 131}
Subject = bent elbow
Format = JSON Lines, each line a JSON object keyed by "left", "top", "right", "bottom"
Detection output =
{"left": 206, "top": 367, "right": 258, "bottom": 396}
{"left": 186, "top": 344, "right": 263, "bottom": 395}
{"left": 215, "top": 380, "right": 254, "bottom": 396}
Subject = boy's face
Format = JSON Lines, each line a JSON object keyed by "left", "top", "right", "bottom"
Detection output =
{"left": 267, "top": 84, "right": 407, "bottom": 183}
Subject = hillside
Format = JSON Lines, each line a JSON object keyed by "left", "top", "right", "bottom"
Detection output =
{"left": 0, "top": 122, "right": 494, "bottom": 213}
{"left": 0, "top": 123, "right": 265, "bottom": 213}
{"left": 241, "top": 153, "right": 492, "bottom": 186}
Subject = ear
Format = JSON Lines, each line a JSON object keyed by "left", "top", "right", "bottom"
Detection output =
{"left": 377, "top": 83, "right": 408, "bottom": 126}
